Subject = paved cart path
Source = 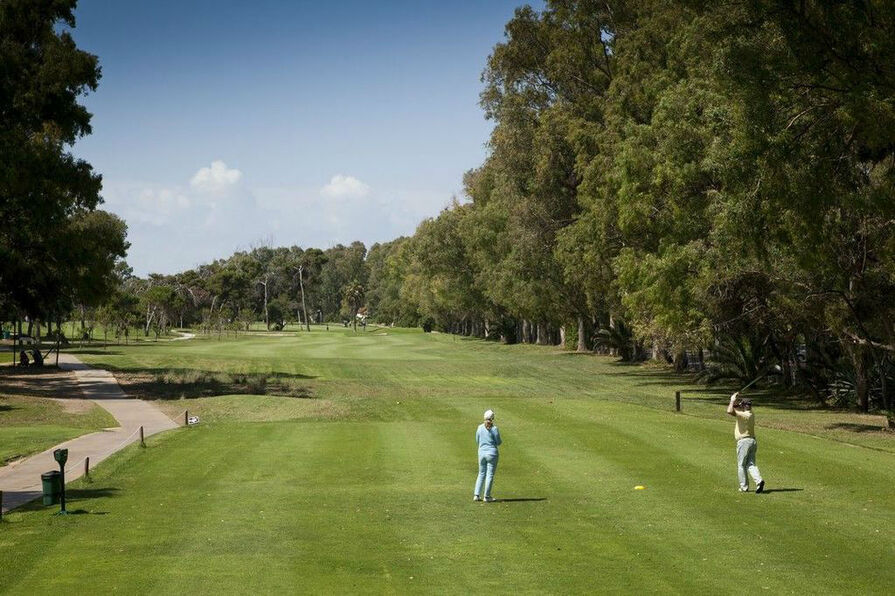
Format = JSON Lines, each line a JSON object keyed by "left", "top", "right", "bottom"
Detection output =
{"left": 0, "top": 353, "right": 179, "bottom": 513}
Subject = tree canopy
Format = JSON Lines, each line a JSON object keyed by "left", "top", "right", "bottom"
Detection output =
{"left": 0, "top": 0, "right": 127, "bottom": 324}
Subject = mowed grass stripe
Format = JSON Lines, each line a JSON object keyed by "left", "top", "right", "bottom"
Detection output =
{"left": 494, "top": 399, "right": 736, "bottom": 593}
{"left": 6, "top": 429, "right": 264, "bottom": 592}
{"left": 3, "top": 424, "right": 405, "bottom": 593}
{"left": 500, "top": 397, "right": 895, "bottom": 593}
{"left": 155, "top": 423, "right": 409, "bottom": 593}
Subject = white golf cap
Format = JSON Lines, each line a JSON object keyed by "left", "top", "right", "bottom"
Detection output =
{"left": 483, "top": 409, "right": 494, "bottom": 420}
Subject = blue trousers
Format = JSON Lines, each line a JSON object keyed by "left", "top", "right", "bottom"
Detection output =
{"left": 474, "top": 452, "right": 499, "bottom": 497}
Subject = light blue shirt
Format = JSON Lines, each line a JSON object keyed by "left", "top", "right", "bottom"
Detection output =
{"left": 476, "top": 423, "right": 502, "bottom": 455}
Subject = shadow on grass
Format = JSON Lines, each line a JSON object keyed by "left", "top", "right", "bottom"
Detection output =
{"left": 598, "top": 362, "right": 828, "bottom": 412}
{"left": 825, "top": 422, "right": 888, "bottom": 433}
{"left": 69, "top": 348, "right": 125, "bottom": 356}
{"left": 13, "top": 487, "right": 120, "bottom": 513}
{"left": 494, "top": 497, "right": 547, "bottom": 503}
{"left": 0, "top": 366, "right": 83, "bottom": 399}
{"left": 66, "top": 487, "right": 121, "bottom": 502}
{"left": 605, "top": 363, "right": 699, "bottom": 385}
{"left": 58, "top": 509, "right": 110, "bottom": 515}
{"left": 683, "top": 390, "right": 819, "bottom": 411}
{"left": 762, "top": 488, "right": 803, "bottom": 494}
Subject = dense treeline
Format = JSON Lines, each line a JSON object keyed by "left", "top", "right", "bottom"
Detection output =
{"left": 97, "top": 242, "right": 371, "bottom": 339}
{"left": 378, "top": 0, "right": 894, "bottom": 415}
{"left": 5, "top": 1, "right": 892, "bottom": 416}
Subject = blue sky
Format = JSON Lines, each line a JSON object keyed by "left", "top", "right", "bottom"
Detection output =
{"left": 69, "top": 0, "right": 540, "bottom": 276}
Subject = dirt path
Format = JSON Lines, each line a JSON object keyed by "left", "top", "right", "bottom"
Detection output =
{"left": 0, "top": 354, "right": 180, "bottom": 513}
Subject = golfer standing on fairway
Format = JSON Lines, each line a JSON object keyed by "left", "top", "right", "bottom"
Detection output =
{"left": 474, "top": 409, "right": 502, "bottom": 502}
{"left": 727, "top": 393, "right": 765, "bottom": 493}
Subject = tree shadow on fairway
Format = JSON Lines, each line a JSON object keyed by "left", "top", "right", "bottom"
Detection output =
{"left": 825, "top": 422, "right": 889, "bottom": 433}
{"left": 684, "top": 388, "right": 821, "bottom": 411}
{"left": 492, "top": 497, "right": 547, "bottom": 503}
{"left": 12, "top": 487, "right": 120, "bottom": 513}
{"left": 66, "top": 487, "right": 121, "bottom": 502}
{"left": 56, "top": 509, "right": 110, "bottom": 515}
{"left": 605, "top": 365, "right": 718, "bottom": 394}
{"left": 602, "top": 363, "right": 826, "bottom": 412}
{"left": 0, "top": 366, "right": 84, "bottom": 399}
{"left": 69, "top": 349, "right": 125, "bottom": 356}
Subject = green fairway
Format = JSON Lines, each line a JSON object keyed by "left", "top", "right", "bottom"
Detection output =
{"left": 1, "top": 329, "right": 892, "bottom": 593}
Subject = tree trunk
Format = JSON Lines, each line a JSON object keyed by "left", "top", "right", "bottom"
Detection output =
{"left": 781, "top": 354, "right": 793, "bottom": 388}
{"left": 261, "top": 279, "right": 269, "bottom": 331}
{"left": 55, "top": 316, "right": 61, "bottom": 367}
{"left": 536, "top": 321, "right": 548, "bottom": 346}
{"left": 299, "top": 270, "right": 310, "bottom": 332}
{"left": 577, "top": 316, "right": 587, "bottom": 352}
{"left": 559, "top": 325, "right": 567, "bottom": 349}
{"left": 522, "top": 320, "right": 531, "bottom": 344}
{"left": 881, "top": 354, "right": 891, "bottom": 417}
{"left": 14, "top": 319, "right": 21, "bottom": 366}
{"left": 850, "top": 346, "right": 869, "bottom": 412}
{"left": 607, "top": 313, "right": 617, "bottom": 356}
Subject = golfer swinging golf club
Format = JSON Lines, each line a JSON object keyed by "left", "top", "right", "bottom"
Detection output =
{"left": 473, "top": 409, "right": 502, "bottom": 502}
{"left": 727, "top": 392, "right": 765, "bottom": 493}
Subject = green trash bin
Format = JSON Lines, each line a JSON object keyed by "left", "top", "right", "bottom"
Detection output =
{"left": 41, "top": 470, "right": 61, "bottom": 505}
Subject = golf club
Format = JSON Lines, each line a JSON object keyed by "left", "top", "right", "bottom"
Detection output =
{"left": 738, "top": 364, "right": 782, "bottom": 394}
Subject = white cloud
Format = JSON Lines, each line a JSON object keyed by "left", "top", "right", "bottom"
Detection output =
{"left": 190, "top": 160, "right": 243, "bottom": 193}
{"left": 320, "top": 174, "right": 370, "bottom": 199}
{"left": 135, "top": 188, "right": 191, "bottom": 225}
{"left": 102, "top": 169, "right": 454, "bottom": 276}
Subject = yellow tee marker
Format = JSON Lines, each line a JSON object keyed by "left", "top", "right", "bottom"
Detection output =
{"left": 634, "top": 485, "right": 646, "bottom": 490}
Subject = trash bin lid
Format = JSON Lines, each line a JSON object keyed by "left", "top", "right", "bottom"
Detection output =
{"left": 41, "top": 470, "right": 61, "bottom": 479}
